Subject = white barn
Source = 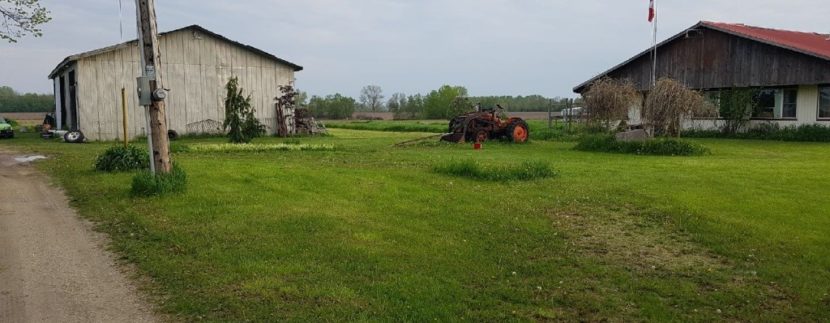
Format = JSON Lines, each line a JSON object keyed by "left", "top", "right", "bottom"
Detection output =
{"left": 48, "top": 25, "right": 302, "bottom": 141}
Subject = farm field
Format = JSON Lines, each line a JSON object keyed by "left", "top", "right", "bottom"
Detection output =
{"left": 2, "top": 129, "right": 829, "bottom": 321}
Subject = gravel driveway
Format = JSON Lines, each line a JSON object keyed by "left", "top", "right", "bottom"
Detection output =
{"left": 0, "top": 150, "right": 157, "bottom": 323}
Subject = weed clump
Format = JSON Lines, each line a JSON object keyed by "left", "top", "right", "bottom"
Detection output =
{"left": 131, "top": 164, "right": 187, "bottom": 197}
{"left": 433, "top": 159, "right": 556, "bottom": 181}
{"left": 94, "top": 145, "right": 149, "bottom": 172}
{"left": 575, "top": 134, "right": 709, "bottom": 156}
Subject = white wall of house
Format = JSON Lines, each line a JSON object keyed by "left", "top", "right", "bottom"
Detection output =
{"left": 68, "top": 29, "right": 296, "bottom": 141}
{"left": 648, "top": 85, "right": 830, "bottom": 131}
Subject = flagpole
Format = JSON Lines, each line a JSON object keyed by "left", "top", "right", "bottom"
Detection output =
{"left": 651, "top": 0, "right": 658, "bottom": 87}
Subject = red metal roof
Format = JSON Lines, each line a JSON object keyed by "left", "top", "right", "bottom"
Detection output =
{"left": 702, "top": 21, "right": 830, "bottom": 60}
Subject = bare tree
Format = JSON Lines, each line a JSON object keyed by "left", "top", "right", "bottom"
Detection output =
{"left": 1, "top": 0, "right": 51, "bottom": 43}
{"left": 583, "top": 77, "right": 639, "bottom": 130}
{"left": 359, "top": 85, "right": 385, "bottom": 112}
{"left": 643, "top": 78, "right": 714, "bottom": 137}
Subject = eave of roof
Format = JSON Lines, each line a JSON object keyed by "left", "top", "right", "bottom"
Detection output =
{"left": 572, "top": 21, "right": 830, "bottom": 93}
{"left": 48, "top": 25, "right": 303, "bottom": 79}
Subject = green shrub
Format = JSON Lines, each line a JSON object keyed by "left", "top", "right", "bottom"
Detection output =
{"left": 575, "top": 134, "right": 709, "bottom": 156}
{"left": 223, "top": 77, "right": 265, "bottom": 143}
{"left": 5, "top": 118, "right": 19, "bottom": 128}
{"left": 94, "top": 145, "right": 149, "bottom": 172}
{"left": 130, "top": 164, "right": 187, "bottom": 197}
{"left": 433, "top": 159, "right": 556, "bottom": 181}
{"left": 683, "top": 123, "right": 830, "bottom": 142}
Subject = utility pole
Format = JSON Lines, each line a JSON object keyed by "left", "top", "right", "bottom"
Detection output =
{"left": 135, "top": 0, "right": 171, "bottom": 174}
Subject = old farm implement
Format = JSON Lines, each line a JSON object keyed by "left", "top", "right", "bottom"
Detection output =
{"left": 440, "top": 105, "right": 529, "bottom": 143}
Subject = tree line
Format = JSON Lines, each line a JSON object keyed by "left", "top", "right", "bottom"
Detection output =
{"left": 303, "top": 85, "right": 581, "bottom": 120}
{"left": 0, "top": 86, "right": 54, "bottom": 112}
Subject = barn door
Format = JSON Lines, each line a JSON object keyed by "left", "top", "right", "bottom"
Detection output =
{"left": 68, "top": 71, "right": 79, "bottom": 131}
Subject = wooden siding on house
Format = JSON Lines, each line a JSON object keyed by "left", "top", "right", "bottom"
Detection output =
{"left": 73, "top": 28, "right": 295, "bottom": 140}
{"left": 577, "top": 27, "right": 830, "bottom": 93}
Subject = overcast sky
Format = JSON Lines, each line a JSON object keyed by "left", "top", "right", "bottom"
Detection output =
{"left": 1, "top": 0, "right": 829, "bottom": 98}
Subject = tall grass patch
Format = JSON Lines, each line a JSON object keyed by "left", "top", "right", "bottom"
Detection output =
{"left": 575, "top": 134, "right": 709, "bottom": 156}
{"left": 131, "top": 164, "right": 188, "bottom": 197}
{"left": 433, "top": 159, "right": 556, "bottom": 181}
{"left": 94, "top": 145, "right": 149, "bottom": 172}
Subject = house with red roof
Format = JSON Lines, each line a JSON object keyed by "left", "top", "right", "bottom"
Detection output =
{"left": 574, "top": 21, "right": 830, "bottom": 130}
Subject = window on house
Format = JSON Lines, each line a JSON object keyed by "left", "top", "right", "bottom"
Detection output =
{"left": 695, "top": 91, "right": 721, "bottom": 118}
{"left": 752, "top": 88, "right": 797, "bottom": 119}
{"left": 819, "top": 86, "right": 830, "bottom": 119}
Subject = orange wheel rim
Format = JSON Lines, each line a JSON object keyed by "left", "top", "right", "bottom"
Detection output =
{"left": 513, "top": 127, "right": 527, "bottom": 142}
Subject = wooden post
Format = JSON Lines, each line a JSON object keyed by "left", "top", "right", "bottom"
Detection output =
{"left": 121, "top": 87, "right": 128, "bottom": 148}
{"left": 548, "top": 99, "right": 553, "bottom": 129}
{"left": 135, "top": 0, "right": 171, "bottom": 173}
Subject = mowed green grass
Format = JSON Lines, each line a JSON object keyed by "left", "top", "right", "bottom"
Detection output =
{"left": 3, "top": 130, "right": 829, "bottom": 321}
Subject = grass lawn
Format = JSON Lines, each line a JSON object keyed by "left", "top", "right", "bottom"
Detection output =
{"left": 2, "top": 130, "right": 829, "bottom": 321}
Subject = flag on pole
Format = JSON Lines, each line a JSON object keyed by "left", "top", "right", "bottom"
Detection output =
{"left": 649, "top": 0, "right": 657, "bottom": 86}
{"left": 648, "top": 0, "right": 656, "bottom": 22}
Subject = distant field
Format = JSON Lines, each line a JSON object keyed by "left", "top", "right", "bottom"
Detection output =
{"left": 1, "top": 112, "right": 46, "bottom": 126}
{"left": 3, "top": 130, "right": 829, "bottom": 321}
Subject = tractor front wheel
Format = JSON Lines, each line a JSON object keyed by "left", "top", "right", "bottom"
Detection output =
{"left": 507, "top": 120, "right": 529, "bottom": 143}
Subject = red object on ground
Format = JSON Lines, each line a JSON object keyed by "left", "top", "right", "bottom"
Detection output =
{"left": 473, "top": 143, "right": 482, "bottom": 150}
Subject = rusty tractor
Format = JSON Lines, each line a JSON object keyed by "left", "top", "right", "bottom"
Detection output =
{"left": 441, "top": 105, "right": 530, "bottom": 143}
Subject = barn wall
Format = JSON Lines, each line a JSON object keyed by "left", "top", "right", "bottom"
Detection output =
{"left": 592, "top": 28, "right": 830, "bottom": 92}
{"left": 75, "top": 29, "right": 296, "bottom": 141}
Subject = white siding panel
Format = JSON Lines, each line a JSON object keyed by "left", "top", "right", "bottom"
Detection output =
{"left": 72, "top": 28, "right": 296, "bottom": 140}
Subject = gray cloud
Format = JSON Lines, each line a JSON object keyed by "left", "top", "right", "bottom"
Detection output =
{"left": 2, "top": 0, "right": 829, "bottom": 98}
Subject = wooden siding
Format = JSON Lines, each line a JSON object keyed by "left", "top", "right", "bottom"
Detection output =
{"left": 74, "top": 29, "right": 295, "bottom": 140}
{"left": 580, "top": 28, "right": 830, "bottom": 93}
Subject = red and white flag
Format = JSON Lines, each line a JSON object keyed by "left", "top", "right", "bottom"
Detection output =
{"left": 648, "top": 0, "right": 656, "bottom": 22}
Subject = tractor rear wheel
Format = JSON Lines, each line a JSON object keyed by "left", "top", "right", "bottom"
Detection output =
{"left": 507, "top": 120, "right": 529, "bottom": 143}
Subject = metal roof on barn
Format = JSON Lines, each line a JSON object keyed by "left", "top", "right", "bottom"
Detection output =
{"left": 48, "top": 25, "right": 303, "bottom": 79}
{"left": 705, "top": 22, "right": 830, "bottom": 61}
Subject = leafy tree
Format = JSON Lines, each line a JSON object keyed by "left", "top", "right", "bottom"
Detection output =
{"left": 423, "top": 85, "right": 468, "bottom": 119}
{"left": 1, "top": 0, "right": 51, "bottom": 43}
{"left": 359, "top": 85, "right": 384, "bottom": 112}
{"left": 308, "top": 94, "right": 357, "bottom": 119}
{"left": 386, "top": 93, "right": 406, "bottom": 114}
{"left": 295, "top": 90, "right": 309, "bottom": 107}
{"left": 0, "top": 85, "right": 53, "bottom": 112}
{"left": 449, "top": 96, "right": 472, "bottom": 116}
{"left": 397, "top": 94, "right": 424, "bottom": 120}
{"left": 465, "top": 95, "right": 582, "bottom": 112}
{"left": 223, "top": 77, "right": 264, "bottom": 143}
{"left": 718, "top": 88, "right": 756, "bottom": 135}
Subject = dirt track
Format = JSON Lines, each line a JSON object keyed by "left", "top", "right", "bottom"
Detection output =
{"left": 0, "top": 150, "right": 157, "bottom": 322}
